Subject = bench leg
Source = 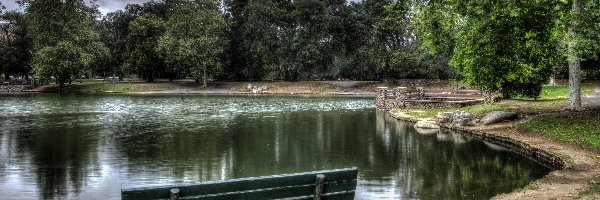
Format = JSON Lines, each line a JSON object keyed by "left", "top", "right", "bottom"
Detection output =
{"left": 314, "top": 174, "right": 325, "bottom": 200}
{"left": 170, "top": 188, "right": 180, "bottom": 200}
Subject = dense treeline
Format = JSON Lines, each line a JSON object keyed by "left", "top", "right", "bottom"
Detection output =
{"left": 0, "top": 0, "right": 599, "bottom": 100}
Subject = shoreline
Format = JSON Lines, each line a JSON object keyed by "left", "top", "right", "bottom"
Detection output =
{"left": 387, "top": 110, "right": 600, "bottom": 199}
{"left": 5, "top": 90, "right": 378, "bottom": 97}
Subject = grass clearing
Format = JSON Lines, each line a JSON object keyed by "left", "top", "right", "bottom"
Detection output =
{"left": 230, "top": 82, "right": 342, "bottom": 93}
{"left": 72, "top": 83, "right": 174, "bottom": 93}
{"left": 391, "top": 99, "right": 565, "bottom": 119}
{"left": 514, "top": 84, "right": 597, "bottom": 100}
{"left": 518, "top": 111, "right": 600, "bottom": 150}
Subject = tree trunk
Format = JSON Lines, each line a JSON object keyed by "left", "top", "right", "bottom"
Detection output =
{"left": 202, "top": 66, "right": 207, "bottom": 88}
{"left": 549, "top": 74, "right": 556, "bottom": 86}
{"left": 568, "top": 0, "right": 583, "bottom": 110}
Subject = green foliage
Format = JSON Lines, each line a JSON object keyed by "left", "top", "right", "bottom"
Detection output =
{"left": 411, "top": 0, "right": 559, "bottom": 98}
{"left": 158, "top": 0, "right": 225, "bottom": 85}
{"left": 32, "top": 41, "right": 84, "bottom": 84}
{"left": 0, "top": 11, "right": 32, "bottom": 78}
{"left": 26, "top": 0, "right": 109, "bottom": 86}
{"left": 123, "top": 14, "right": 165, "bottom": 82}
{"left": 100, "top": 10, "right": 136, "bottom": 77}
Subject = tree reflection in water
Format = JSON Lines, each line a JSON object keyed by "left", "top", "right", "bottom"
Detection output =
{"left": 0, "top": 94, "right": 549, "bottom": 199}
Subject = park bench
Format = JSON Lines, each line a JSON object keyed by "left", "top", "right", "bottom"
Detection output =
{"left": 121, "top": 168, "right": 358, "bottom": 200}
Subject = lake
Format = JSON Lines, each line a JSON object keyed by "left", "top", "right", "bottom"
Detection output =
{"left": 0, "top": 94, "right": 550, "bottom": 199}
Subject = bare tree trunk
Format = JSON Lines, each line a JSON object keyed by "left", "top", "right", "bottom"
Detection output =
{"left": 203, "top": 66, "right": 207, "bottom": 88}
{"left": 568, "top": 0, "right": 583, "bottom": 110}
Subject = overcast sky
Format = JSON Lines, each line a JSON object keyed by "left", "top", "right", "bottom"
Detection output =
{"left": 2, "top": 0, "right": 362, "bottom": 15}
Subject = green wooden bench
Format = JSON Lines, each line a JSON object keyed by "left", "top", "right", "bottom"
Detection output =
{"left": 121, "top": 168, "right": 358, "bottom": 200}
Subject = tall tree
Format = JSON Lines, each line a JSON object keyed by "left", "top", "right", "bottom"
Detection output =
{"left": 158, "top": 0, "right": 226, "bottom": 87}
{"left": 410, "top": 0, "right": 559, "bottom": 98}
{"left": 0, "top": 11, "right": 32, "bottom": 80}
{"left": 25, "top": 0, "right": 108, "bottom": 88}
{"left": 123, "top": 14, "right": 165, "bottom": 82}
{"left": 101, "top": 10, "right": 137, "bottom": 79}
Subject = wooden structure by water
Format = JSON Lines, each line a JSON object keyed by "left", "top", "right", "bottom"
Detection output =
{"left": 376, "top": 87, "right": 485, "bottom": 110}
{"left": 121, "top": 168, "right": 358, "bottom": 200}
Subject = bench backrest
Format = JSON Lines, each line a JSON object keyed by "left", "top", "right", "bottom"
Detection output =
{"left": 121, "top": 168, "right": 358, "bottom": 200}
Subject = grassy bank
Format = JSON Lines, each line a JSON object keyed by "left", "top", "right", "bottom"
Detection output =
{"left": 62, "top": 82, "right": 174, "bottom": 93}
{"left": 518, "top": 111, "right": 600, "bottom": 150}
{"left": 391, "top": 83, "right": 600, "bottom": 150}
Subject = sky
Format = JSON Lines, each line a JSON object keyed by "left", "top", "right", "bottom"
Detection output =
{"left": 2, "top": 0, "right": 362, "bottom": 15}
{"left": 1, "top": 0, "right": 149, "bottom": 15}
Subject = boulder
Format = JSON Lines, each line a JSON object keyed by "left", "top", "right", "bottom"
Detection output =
{"left": 480, "top": 111, "right": 518, "bottom": 125}
{"left": 436, "top": 112, "right": 454, "bottom": 123}
{"left": 414, "top": 127, "right": 439, "bottom": 134}
{"left": 452, "top": 110, "right": 474, "bottom": 122}
{"left": 414, "top": 120, "right": 440, "bottom": 129}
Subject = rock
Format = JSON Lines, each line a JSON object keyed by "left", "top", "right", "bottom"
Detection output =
{"left": 247, "top": 84, "right": 269, "bottom": 94}
{"left": 414, "top": 127, "right": 439, "bottom": 134}
{"left": 437, "top": 110, "right": 476, "bottom": 126}
{"left": 415, "top": 120, "right": 440, "bottom": 129}
{"left": 452, "top": 110, "right": 474, "bottom": 122}
{"left": 480, "top": 111, "right": 518, "bottom": 125}
{"left": 414, "top": 120, "right": 440, "bottom": 129}
{"left": 436, "top": 112, "right": 454, "bottom": 123}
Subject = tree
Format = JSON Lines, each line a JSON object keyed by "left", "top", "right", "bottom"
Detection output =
{"left": 101, "top": 10, "right": 137, "bottom": 79}
{"left": 0, "top": 11, "right": 32, "bottom": 80}
{"left": 123, "top": 14, "right": 165, "bottom": 82}
{"left": 561, "top": 0, "right": 600, "bottom": 110}
{"left": 25, "top": 0, "right": 109, "bottom": 88}
{"left": 158, "top": 0, "right": 226, "bottom": 87}
{"left": 568, "top": 0, "right": 584, "bottom": 110}
{"left": 410, "top": 0, "right": 559, "bottom": 98}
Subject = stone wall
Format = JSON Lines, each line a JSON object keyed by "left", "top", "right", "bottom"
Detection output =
{"left": 0, "top": 84, "right": 34, "bottom": 92}
{"left": 376, "top": 87, "right": 483, "bottom": 110}
{"left": 383, "top": 79, "right": 441, "bottom": 87}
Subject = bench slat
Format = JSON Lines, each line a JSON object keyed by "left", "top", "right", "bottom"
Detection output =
{"left": 122, "top": 168, "right": 358, "bottom": 200}
{"left": 180, "top": 180, "right": 356, "bottom": 200}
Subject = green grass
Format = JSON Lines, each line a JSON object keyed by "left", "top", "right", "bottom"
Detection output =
{"left": 392, "top": 98, "right": 566, "bottom": 119}
{"left": 518, "top": 111, "right": 600, "bottom": 150}
{"left": 72, "top": 83, "right": 174, "bottom": 93}
{"left": 514, "top": 84, "right": 597, "bottom": 100}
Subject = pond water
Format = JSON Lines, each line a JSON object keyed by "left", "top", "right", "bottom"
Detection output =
{"left": 0, "top": 94, "right": 550, "bottom": 199}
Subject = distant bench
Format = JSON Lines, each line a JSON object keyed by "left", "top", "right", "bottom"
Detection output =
{"left": 121, "top": 168, "right": 358, "bottom": 200}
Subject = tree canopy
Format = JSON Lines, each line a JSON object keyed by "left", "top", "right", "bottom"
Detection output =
{"left": 0, "top": 0, "right": 598, "bottom": 101}
{"left": 25, "top": 0, "right": 108, "bottom": 87}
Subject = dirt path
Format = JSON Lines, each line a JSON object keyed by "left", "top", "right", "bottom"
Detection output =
{"left": 481, "top": 122, "right": 600, "bottom": 200}
{"left": 582, "top": 88, "right": 600, "bottom": 109}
